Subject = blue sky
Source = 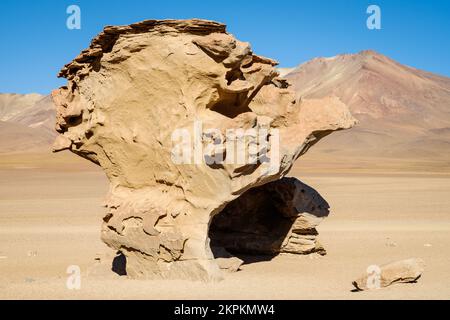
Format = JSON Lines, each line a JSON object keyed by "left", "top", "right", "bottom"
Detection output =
{"left": 1, "top": 0, "right": 449, "bottom": 94}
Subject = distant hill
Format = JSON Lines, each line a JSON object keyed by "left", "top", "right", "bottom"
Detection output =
{"left": 284, "top": 50, "right": 450, "bottom": 161}
{"left": 0, "top": 93, "right": 56, "bottom": 153}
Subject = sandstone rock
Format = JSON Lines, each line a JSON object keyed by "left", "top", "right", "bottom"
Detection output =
{"left": 215, "top": 257, "right": 244, "bottom": 273}
{"left": 352, "top": 258, "right": 425, "bottom": 291}
{"left": 53, "top": 19, "right": 355, "bottom": 280}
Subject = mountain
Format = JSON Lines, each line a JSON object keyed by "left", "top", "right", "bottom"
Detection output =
{"left": 0, "top": 93, "right": 42, "bottom": 121}
{"left": 284, "top": 50, "right": 450, "bottom": 161}
{"left": 0, "top": 93, "right": 56, "bottom": 153}
{"left": 277, "top": 67, "right": 295, "bottom": 77}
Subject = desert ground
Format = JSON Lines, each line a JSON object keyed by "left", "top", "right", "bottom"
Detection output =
{"left": 1, "top": 151, "right": 449, "bottom": 299}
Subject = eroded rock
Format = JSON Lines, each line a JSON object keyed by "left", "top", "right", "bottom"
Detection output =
{"left": 53, "top": 19, "right": 355, "bottom": 280}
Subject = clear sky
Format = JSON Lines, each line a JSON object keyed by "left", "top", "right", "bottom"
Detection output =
{"left": 1, "top": 0, "right": 449, "bottom": 94}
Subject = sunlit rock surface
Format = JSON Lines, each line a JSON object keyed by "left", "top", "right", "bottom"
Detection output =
{"left": 53, "top": 19, "right": 355, "bottom": 280}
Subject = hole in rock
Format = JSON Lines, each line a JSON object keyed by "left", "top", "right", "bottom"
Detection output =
{"left": 209, "top": 88, "right": 252, "bottom": 119}
{"left": 225, "top": 68, "right": 244, "bottom": 85}
{"left": 66, "top": 115, "right": 82, "bottom": 127}
{"left": 208, "top": 177, "right": 330, "bottom": 264}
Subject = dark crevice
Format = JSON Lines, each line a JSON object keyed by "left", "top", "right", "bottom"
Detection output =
{"left": 225, "top": 68, "right": 245, "bottom": 85}
{"left": 210, "top": 100, "right": 252, "bottom": 118}
{"left": 66, "top": 115, "right": 82, "bottom": 127}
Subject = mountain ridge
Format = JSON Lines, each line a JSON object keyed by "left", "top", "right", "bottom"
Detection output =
{"left": 284, "top": 50, "right": 450, "bottom": 160}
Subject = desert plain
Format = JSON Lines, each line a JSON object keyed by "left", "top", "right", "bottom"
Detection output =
{"left": 1, "top": 150, "right": 449, "bottom": 299}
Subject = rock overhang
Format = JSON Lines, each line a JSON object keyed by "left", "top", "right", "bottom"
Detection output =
{"left": 52, "top": 18, "right": 356, "bottom": 280}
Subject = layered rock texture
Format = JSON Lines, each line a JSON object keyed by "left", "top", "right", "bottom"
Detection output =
{"left": 53, "top": 19, "right": 355, "bottom": 280}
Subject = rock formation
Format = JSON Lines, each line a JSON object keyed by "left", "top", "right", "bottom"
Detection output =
{"left": 52, "top": 19, "right": 355, "bottom": 280}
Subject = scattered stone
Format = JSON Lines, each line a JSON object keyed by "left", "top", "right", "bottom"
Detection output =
{"left": 94, "top": 253, "right": 102, "bottom": 262}
{"left": 27, "top": 251, "right": 37, "bottom": 257}
{"left": 215, "top": 257, "right": 244, "bottom": 272}
{"left": 352, "top": 258, "right": 425, "bottom": 291}
{"left": 385, "top": 237, "right": 397, "bottom": 247}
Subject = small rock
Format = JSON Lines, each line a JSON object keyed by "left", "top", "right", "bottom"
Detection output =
{"left": 385, "top": 237, "right": 397, "bottom": 247}
{"left": 387, "top": 243, "right": 397, "bottom": 247}
{"left": 215, "top": 257, "right": 243, "bottom": 273}
{"left": 424, "top": 243, "right": 432, "bottom": 247}
{"left": 27, "top": 251, "right": 38, "bottom": 257}
{"left": 352, "top": 258, "right": 425, "bottom": 291}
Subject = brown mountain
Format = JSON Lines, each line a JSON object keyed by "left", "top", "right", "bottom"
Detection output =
{"left": 284, "top": 50, "right": 450, "bottom": 163}
{"left": 0, "top": 93, "right": 56, "bottom": 153}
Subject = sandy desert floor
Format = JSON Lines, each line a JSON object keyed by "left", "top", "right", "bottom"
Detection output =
{"left": 0, "top": 152, "right": 449, "bottom": 299}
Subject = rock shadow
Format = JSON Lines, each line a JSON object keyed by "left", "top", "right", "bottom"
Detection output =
{"left": 209, "top": 177, "right": 330, "bottom": 264}
{"left": 111, "top": 251, "right": 127, "bottom": 276}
